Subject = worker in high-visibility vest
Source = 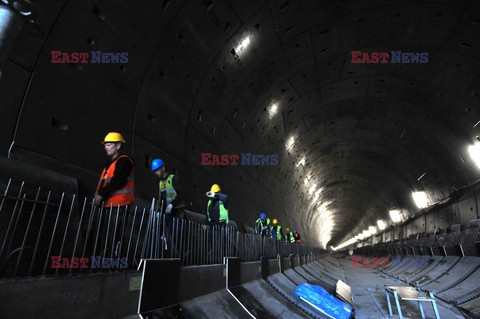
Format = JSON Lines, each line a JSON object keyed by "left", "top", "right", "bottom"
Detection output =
{"left": 293, "top": 227, "right": 301, "bottom": 244}
{"left": 205, "top": 184, "right": 229, "bottom": 226}
{"left": 271, "top": 219, "right": 285, "bottom": 240}
{"left": 285, "top": 227, "right": 295, "bottom": 243}
{"left": 151, "top": 158, "right": 185, "bottom": 219}
{"left": 94, "top": 132, "right": 135, "bottom": 257}
{"left": 94, "top": 132, "right": 135, "bottom": 207}
{"left": 255, "top": 212, "right": 271, "bottom": 237}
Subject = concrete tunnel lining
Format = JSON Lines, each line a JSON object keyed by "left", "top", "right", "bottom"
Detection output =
{"left": 1, "top": 0, "right": 480, "bottom": 317}
{"left": 1, "top": 0, "right": 480, "bottom": 249}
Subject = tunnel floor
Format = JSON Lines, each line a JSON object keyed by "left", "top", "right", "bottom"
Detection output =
{"left": 339, "top": 258, "right": 464, "bottom": 319}
{"left": 128, "top": 255, "right": 468, "bottom": 319}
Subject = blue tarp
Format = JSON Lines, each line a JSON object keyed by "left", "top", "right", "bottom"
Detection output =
{"left": 295, "top": 282, "right": 353, "bottom": 319}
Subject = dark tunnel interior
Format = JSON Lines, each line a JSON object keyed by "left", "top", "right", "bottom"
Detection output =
{"left": 1, "top": 0, "right": 480, "bottom": 252}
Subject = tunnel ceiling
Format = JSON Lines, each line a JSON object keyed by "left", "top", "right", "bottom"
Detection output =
{"left": 2, "top": 0, "right": 480, "bottom": 249}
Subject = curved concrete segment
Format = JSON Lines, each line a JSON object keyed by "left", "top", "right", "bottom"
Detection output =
{"left": 390, "top": 256, "right": 428, "bottom": 278}
{"left": 266, "top": 272, "right": 331, "bottom": 319}
{"left": 411, "top": 256, "right": 461, "bottom": 286}
{"left": 309, "top": 262, "right": 345, "bottom": 281}
{"left": 241, "top": 279, "right": 309, "bottom": 318}
{"left": 180, "top": 289, "right": 253, "bottom": 318}
{"left": 403, "top": 256, "right": 443, "bottom": 282}
{"left": 294, "top": 266, "right": 335, "bottom": 292}
{"left": 459, "top": 297, "right": 480, "bottom": 318}
{"left": 302, "top": 263, "right": 339, "bottom": 287}
{"left": 422, "top": 257, "right": 480, "bottom": 293}
{"left": 439, "top": 269, "right": 480, "bottom": 303}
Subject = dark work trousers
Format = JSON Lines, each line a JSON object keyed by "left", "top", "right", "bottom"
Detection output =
{"left": 207, "top": 221, "right": 228, "bottom": 263}
{"left": 93, "top": 206, "right": 131, "bottom": 262}
{"left": 157, "top": 208, "right": 185, "bottom": 259}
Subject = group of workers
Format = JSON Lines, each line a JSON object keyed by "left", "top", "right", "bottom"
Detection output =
{"left": 94, "top": 132, "right": 301, "bottom": 244}
{"left": 93, "top": 132, "right": 230, "bottom": 227}
{"left": 255, "top": 213, "right": 301, "bottom": 244}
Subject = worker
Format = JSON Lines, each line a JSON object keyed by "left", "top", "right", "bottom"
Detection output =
{"left": 205, "top": 184, "right": 229, "bottom": 225}
{"left": 285, "top": 227, "right": 295, "bottom": 243}
{"left": 271, "top": 219, "right": 285, "bottom": 240}
{"left": 293, "top": 227, "right": 301, "bottom": 244}
{"left": 151, "top": 158, "right": 185, "bottom": 219}
{"left": 255, "top": 213, "right": 271, "bottom": 237}
{"left": 94, "top": 132, "right": 135, "bottom": 257}
{"left": 94, "top": 132, "right": 135, "bottom": 207}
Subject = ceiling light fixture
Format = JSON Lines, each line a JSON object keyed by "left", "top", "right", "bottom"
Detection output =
{"left": 234, "top": 35, "right": 251, "bottom": 55}
{"left": 377, "top": 220, "right": 386, "bottom": 230}
{"left": 389, "top": 209, "right": 402, "bottom": 223}
{"left": 468, "top": 142, "right": 480, "bottom": 169}
{"left": 285, "top": 136, "right": 295, "bottom": 150}
{"left": 296, "top": 157, "right": 306, "bottom": 167}
{"left": 267, "top": 102, "right": 278, "bottom": 119}
{"left": 412, "top": 191, "right": 429, "bottom": 209}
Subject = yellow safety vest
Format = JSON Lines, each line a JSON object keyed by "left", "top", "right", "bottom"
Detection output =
{"left": 159, "top": 174, "right": 184, "bottom": 209}
{"left": 207, "top": 199, "right": 229, "bottom": 223}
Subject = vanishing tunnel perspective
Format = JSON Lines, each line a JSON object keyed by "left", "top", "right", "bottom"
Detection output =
{"left": 1, "top": 0, "right": 480, "bottom": 318}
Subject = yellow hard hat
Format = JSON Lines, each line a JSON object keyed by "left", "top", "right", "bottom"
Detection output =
{"left": 272, "top": 219, "right": 278, "bottom": 225}
{"left": 286, "top": 227, "right": 290, "bottom": 231}
{"left": 210, "top": 184, "right": 220, "bottom": 192}
{"left": 102, "top": 132, "right": 125, "bottom": 144}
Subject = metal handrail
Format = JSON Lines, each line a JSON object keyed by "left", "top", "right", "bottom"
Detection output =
{"left": 0, "top": 179, "right": 322, "bottom": 278}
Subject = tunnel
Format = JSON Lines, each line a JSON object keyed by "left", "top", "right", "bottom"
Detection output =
{"left": 1, "top": 0, "right": 480, "bottom": 318}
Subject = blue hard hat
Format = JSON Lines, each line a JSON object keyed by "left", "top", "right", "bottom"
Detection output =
{"left": 260, "top": 212, "right": 266, "bottom": 219}
{"left": 151, "top": 158, "right": 165, "bottom": 171}
{"left": 293, "top": 227, "right": 296, "bottom": 231}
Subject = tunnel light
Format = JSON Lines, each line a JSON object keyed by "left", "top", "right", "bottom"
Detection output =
{"left": 469, "top": 142, "right": 480, "bottom": 169}
{"left": 235, "top": 35, "right": 251, "bottom": 55}
{"left": 377, "top": 220, "right": 386, "bottom": 230}
{"left": 332, "top": 238, "right": 357, "bottom": 251}
{"left": 296, "top": 157, "right": 306, "bottom": 167}
{"left": 358, "top": 234, "right": 365, "bottom": 240}
{"left": 286, "top": 136, "right": 295, "bottom": 150}
{"left": 363, "top": 230, "right": 371, "bottom": 237}
{"left": 368, "top": 226, "right": 377, "bottom": 235}
{"left": 312, "top": 188, "right": 322, "bottom": 203}
{"left": 389, "top": 209, "right": 402, "bottom": 223}
{"left": 304, "top": 173, "right": 312, "bottom": 185}
{"left": 412, "top": 191, "right": 429, "bottom": 209}
{"left": 267, "top": 103, "right": 279, "bottom": 119}
{"left": 308, "top": 183, "right": 317, "bottom": 195}
{"left": 313, "top": 201, "right": 334, "bottom": 249}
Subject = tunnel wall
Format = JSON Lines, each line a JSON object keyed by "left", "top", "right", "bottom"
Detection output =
{"left": 357, "top": 182, "right": 480, "bottom": 249}
{"left": 0, "top": 270, "right": 141, "bottom": 319}
{"left": 0, "top": 0, "right": 291, "bottom": 242}
{"left": 0, "top": 254, "right": 320, "bottom": 319}
{"left": 2, "top": 0, "right": 480, "bottom": 250}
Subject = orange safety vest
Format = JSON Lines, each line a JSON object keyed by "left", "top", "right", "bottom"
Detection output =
{"left": 294, "top": 232, "right": 301, "bottom": 244}
{"left": 96, "top": 155, "right": 135, "bottom": 207}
